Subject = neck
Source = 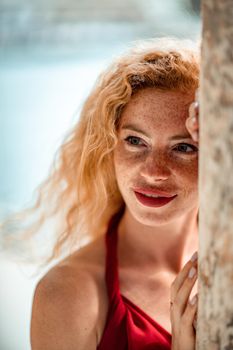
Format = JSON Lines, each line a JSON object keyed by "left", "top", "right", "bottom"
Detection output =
{"left": 117, "top": 207, "right": 199, "bottom": 274}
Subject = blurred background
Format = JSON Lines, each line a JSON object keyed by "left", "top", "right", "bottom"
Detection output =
{"left": 0, "top": 1, "right": 200, "bottom": 349}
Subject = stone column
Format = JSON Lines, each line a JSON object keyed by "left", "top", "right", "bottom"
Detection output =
{"left": 197, "top": 0, "right": 233, "bottom": 349}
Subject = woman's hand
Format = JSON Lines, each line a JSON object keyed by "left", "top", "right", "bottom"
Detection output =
{"left": 186, "top": 90, "right": 199, "bottom": 142}
{"left": 170, "top": 252, "right": 198, "bottom": 350}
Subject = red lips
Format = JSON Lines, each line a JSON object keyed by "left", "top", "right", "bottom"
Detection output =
{"left": 134, "top": 191, "right": 177, "bottom": 208}
{"left": 132, "top": 186, "right": 177, "bottom": 208}
{"left": 133, "top": 187, "right": 176, "bottom": 198}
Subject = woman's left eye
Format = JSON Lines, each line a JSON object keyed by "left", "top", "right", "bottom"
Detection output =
{"left": 174, "top": 143, "right": 198, "bottom": 153}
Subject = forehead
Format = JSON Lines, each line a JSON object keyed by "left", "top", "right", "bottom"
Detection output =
{"left": 120, "top": 88, "right": 194, "bottom": 129}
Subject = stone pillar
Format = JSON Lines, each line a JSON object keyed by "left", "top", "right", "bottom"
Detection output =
{"left": 197, "top": 0, "right": 233, "bottom": 349}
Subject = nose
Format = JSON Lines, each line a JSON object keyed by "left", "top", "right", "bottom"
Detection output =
{"left": 140, "top": 152, "right": 171, "bottom": 182}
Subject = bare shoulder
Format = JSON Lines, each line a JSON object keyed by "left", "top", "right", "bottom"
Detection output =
{"left": 31, "top": 234, "right": 108, "bottom": 350}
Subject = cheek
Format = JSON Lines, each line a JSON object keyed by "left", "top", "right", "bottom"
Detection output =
{"left": 177, "top": 159, "right": 198, "bottom": 191}
{"left": 114, "top": 142, "right": 135, "bottom": 168}
{"left": 113, "top": 147, "right": 128, "bottom": 179}
{"left": 113, "top": 145, "right": 137, "bottom": 188}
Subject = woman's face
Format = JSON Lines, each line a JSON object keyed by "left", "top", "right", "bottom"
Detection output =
{"left": 113, "top": 88, "right": 198, "bottom": 226}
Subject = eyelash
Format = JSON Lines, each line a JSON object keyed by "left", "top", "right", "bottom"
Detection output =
{"left": 124, "top": 136, "right": 198, "bottom": 153}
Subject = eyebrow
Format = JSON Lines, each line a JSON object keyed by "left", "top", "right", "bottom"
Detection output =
{"left": 121, "top": 124, "right": 192, "bottom": 140}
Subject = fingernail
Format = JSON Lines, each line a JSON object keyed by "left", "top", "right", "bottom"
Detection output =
{"left": 189, "top": 294, "right": 198, "bottom": 305}
{"left": 188, "top": 267, "right": 197, "bottom": 278}
{"left": 194, "top": 101, "right": 199, "bottom": 110}
{"left": 190, "top": 251, "right": 198, "bottom": 262}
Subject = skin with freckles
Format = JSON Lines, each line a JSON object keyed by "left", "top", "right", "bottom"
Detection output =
{"left": 114, "top": 88, "right": 199, "bottom": 272}
{"left": 30, "top": 40, "right": 201, "bottom": 350}
{"left": 112, "top": 88, "right": 199, "bottom": 336}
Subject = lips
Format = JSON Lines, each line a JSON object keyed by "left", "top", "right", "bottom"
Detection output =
{"left": 132, "top": 187, "right": 177, "bottom": 208}
{"left": 133, "top": 187, "right": 176, "bottom": 198}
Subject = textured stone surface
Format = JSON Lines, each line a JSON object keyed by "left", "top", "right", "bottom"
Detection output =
{"left": 197, "top": 0, "right": 233, "bottom": 348}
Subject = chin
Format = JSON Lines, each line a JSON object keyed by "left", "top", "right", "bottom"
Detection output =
{"left": 131, "top": 202, "right": 199, "bottom": 226}
{"left": 129, "top": 206, "right": 181, "bottom": 227}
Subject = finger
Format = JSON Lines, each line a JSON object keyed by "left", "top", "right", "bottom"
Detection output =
{"left": 170, "top": 252, "right": 198, "bottom": 300}
{"left": 192, "top": 130, "right": 199, "bottom": 143}
{"left": 185, "top": 117, "right": 198, "bottom": 137}
{"left": 185, "top": 119, "right": 199, "bottom": 143}
{"left": 173, "top": 267, "right": 198, "bottom": 315}
{"left": 193, "top": 311, "right": 197, "bottom": 330}
{"left": 186, "top": 105, "right": 199, "bottom": 142}
{"left": 186, "top": 116, "right": 198, "bottom": 130}
{"left": 187, "top": 103, "right": 199, "bottom": 129}
{"left": 189, "top": 101, "right": 199, "bottom": 119}
{"left": 182, "top": 293, "right": 198, "bottom": 334}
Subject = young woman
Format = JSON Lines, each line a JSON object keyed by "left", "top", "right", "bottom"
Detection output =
{"left": 30, "top": 38, "right": 200, "bottom": 350}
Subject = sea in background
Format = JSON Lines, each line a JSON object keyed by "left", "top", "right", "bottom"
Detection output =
{"left": 0, "top": 1, "right": 200, "bottom": 348}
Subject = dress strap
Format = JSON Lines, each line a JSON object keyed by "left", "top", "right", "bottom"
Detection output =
{"left": 105, "top": 207, "right": 124, "bottom": 301}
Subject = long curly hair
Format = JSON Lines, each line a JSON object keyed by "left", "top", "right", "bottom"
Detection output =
{"left": 1, "top": 37, "right": 200, "bottom": 268}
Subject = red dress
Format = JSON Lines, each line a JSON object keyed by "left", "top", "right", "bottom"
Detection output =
{"left": 97, "top": 209, "right": 172, "bottom": 349}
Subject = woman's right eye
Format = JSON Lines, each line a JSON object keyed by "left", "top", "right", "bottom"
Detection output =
{"left": 124, "top": 136, "right": 144, "bottom": 146}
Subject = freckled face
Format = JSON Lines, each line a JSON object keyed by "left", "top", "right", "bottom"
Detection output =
{"left": 113, "top": 88, "right": 198, "bottom": 226}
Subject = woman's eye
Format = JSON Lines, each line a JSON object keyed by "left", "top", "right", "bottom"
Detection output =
{"left": 124, "top": 136, "right": 144, "bottom": 146}
{"left": 174, "top": 143, "right": 198, "bottom": 153}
